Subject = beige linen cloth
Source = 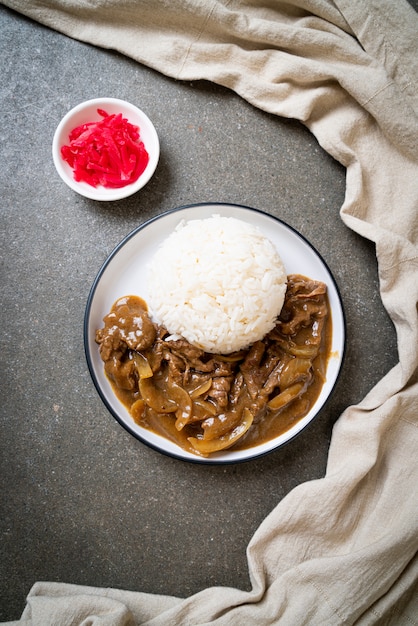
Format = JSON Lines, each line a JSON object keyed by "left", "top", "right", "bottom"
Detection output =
{"left": 2, "top": 0, "right": 418, "bottom": 624}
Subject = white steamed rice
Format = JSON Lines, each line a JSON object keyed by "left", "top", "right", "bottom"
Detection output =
{"left": 147, "top": 215, "right": 287, "bottom": 354}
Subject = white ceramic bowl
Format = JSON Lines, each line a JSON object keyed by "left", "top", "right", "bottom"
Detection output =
{"left": 52, "top": 98, "right": 159, "bottom": 201}
{"left": 84, "top": 203, "right": 346, "bottom": 465}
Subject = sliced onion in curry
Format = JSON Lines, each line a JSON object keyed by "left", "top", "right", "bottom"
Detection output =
{"left": 138, "top": 377, "right": 177, "bottom": 413}
{"left": 133, "top": 352, "right": 153, "bottom": 379}
{"left": 188, "top": 408, "right": 254, "bottom": 454}
{"left": 189, "top": 378, "right": 213, "bottom": 399}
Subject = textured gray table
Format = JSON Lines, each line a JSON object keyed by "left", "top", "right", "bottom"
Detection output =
{"left": 0, "top": 6, "right": 403, "bottom": 620}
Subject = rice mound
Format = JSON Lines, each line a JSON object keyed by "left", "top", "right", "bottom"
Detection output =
{"left": 147, "top": 215, "right": 287, "bottom": 354}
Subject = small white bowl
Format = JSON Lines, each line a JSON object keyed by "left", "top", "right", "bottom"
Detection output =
{"left": 52, "top": 98, "right": 159, "bottom": 201}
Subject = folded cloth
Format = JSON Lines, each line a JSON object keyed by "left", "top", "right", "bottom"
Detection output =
{"left": 1, "top": 0, "right": 417, "bottom": 624}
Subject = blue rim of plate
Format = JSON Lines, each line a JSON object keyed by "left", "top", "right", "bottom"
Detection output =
{"left": 84, "top": 202, "right": 346, "bottom": 465}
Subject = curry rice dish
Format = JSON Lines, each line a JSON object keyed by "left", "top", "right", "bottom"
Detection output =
{"left": 95, "top": 216, "right": 331, "bottom": 457}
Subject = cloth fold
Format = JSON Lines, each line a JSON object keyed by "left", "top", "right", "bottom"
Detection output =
{"left": 1, "top": 0, "right": 417, "bottom": 624}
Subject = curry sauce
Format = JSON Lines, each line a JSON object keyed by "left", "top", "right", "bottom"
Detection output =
{"left": 96, "top": 275, "right": 332, "bottom": 456}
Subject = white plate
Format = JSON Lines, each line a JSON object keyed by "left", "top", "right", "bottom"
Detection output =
{"left": 84, "top": 203, "right": 346, "bottom": 464}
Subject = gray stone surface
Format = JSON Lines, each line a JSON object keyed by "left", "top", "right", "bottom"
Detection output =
{"left": 0, "top": 5, "right": 408, "bottom": 621}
